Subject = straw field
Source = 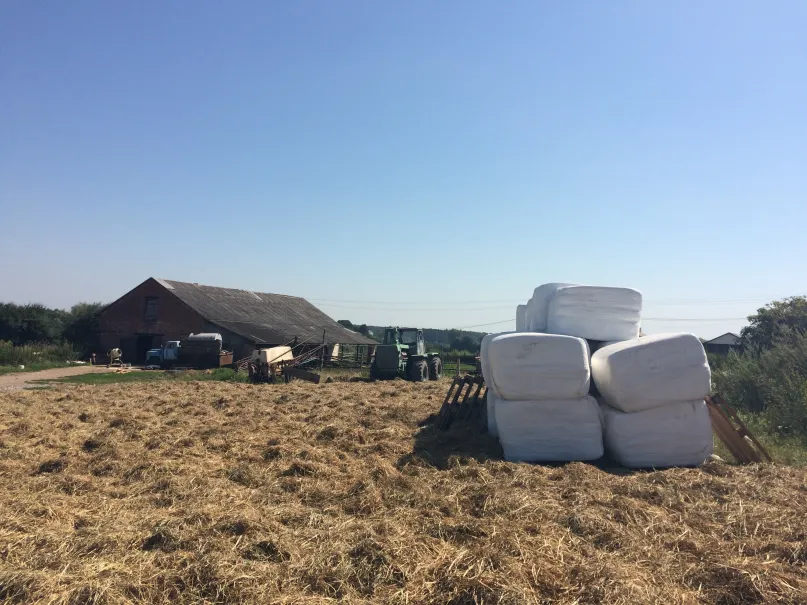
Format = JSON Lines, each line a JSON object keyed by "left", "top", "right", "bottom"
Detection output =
{"left": 0, "top": 380, "right": 805, "bottom": 604}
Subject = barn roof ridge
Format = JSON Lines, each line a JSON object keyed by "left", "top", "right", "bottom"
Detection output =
{"left": 151, "top": 278, "right": 375, "bottom": 345}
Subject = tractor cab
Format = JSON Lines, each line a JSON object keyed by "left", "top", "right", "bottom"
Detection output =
{"left": 383, "top": 327, "right": 425, "bottom": 356}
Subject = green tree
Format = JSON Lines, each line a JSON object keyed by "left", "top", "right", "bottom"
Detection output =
{"left": 0, "top": 303, "right": 67, "bottom": 345}
{"left": 449, "top": 334, "right": 479, "bottom": 354}
{"left": 741, "top": 296, "right": 807, "bottom": 354}
{"left": 63, "top": 302, "right": 105, "bottom": 355}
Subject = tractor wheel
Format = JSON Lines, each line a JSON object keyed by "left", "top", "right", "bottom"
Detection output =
{"left": 409, "top": 360, "right": 428, "bottom": 382}
{"left": 428, "top": 357, "right": 442, "bottom": 380}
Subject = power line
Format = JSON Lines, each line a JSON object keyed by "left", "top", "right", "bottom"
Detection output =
{"left": 315, "top": 302, "right": 514, "bottom": 312}
{"left": 454, "top": 319, "right": 515, "bottom": 330}
{"left": 447, "top": 316, "right": 748, "bottom": 331}
{"left": 645, "top": 316, "right": 747, "bottom": 321}
{"left": 308, "top": 298, "right": 520, "bottom": 306}
{"left": 305, "top": 295, "right": 800, "bottom": 307}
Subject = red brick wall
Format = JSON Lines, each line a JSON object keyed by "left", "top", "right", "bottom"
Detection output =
{"left": 99, "top": 279, "right": 205, "bottom": 361}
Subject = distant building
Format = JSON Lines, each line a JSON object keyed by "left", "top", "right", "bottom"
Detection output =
{"left": 703, "top": 332, "right": 742, "bottom": 355}
{"left": 98, "top": 278, "right": 375, "bottom": 363}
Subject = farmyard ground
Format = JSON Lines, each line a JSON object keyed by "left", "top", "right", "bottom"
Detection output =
{"left": 1, "top": 379, "right": 805, "bottom": 604}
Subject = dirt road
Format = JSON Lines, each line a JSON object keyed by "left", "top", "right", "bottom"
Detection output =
{"left": 0, "top": 365, "right": 112, "bottom": 392}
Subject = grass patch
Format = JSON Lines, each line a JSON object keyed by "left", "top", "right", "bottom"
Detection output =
{"left": 710, "top": 410, "right": 806, "bottom": 466}
{"left": 40, "top": 367, "right": 249, "bottom": 386}
{"left": 0, "top": 361, "right": 72, "bottom": 376}
{"left": 733, "top": 410, "right": 807, "bottom": 466}
{"left": 34, "top": 372, "right": 170, "bottom": 386}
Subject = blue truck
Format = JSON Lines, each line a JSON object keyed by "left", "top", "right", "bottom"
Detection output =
{"left": 145, "top": 333, "right": 233, "bottom": 369}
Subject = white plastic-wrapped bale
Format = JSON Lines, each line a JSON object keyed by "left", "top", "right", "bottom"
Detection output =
{"left": 480, "top": 332, "right": 505, "bottom": 440}
{"left": 516, "top": 305, "right": 527, "bottom": 332}
{"left": 591, "top": 333, "right": 711, "bottom": 413}
{"left": 525, "top": 296, "right": 537, "bottom": 331}
{"left": 487, "top": 333, "right": 590, "bottom": 401}
{"left": 601, "top": 400, "right": 713, "bottom": 468}
{"left": 479, "top": 332, "right": 509, "bottom": 396}
{"left": 547, "top": 285, "right": 642, "bottom": 342}
{"left": 527, "top": 283, "right": 574, "bottom": 332}
{"left": 486, "top": 391, "right": 498, "bottom": 438}
{"left": 495, "top": 396, "right": 604, "bottom": 462}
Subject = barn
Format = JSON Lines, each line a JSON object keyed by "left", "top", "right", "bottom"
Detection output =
{"left": 98, "top": 278, "right": 375, "bottom": 363}
{"left": 703, "top": 332, "right": 742, "bottom": 355}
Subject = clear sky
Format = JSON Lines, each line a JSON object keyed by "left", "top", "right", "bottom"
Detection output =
{"left": 2, "top": 1, "right": 805, "bottom": 338}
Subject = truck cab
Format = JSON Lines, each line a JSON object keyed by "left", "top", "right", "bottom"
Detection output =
{"left": 145, "top": 348, "right": 163, "bottom": 369}
{"left": 143, "top": 334, "right": 230, "bottom": 370}
{"left": 143, "top": 340, "right": 180, "bottom": 369}
{"left": 163, "top": 341, "right": 180, "bottom": 366}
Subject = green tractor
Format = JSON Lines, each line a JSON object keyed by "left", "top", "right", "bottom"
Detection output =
{"left": 370, "top": 327, "right": 443, "bottom": 382}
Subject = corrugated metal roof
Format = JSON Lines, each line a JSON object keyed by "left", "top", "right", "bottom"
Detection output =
{"left": 705, "top": 332, "right": 742, "bottom": 346}
{"left": 159, "top": 279, "right": 375, "bottom": 345}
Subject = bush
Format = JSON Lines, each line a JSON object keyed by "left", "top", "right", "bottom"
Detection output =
{"left": 0, "top": 340, "right": 78, "bottom": 366}
{"left": 713, "top": 334, "right": 807, "bottom": 441}
{"left": 0, "top": 301, "right": 103, "bottom": 357}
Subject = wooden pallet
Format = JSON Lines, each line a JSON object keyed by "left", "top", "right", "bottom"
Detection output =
{"left": 706, "top": 393, "right": 772, "bottom": 464}
{"left": 437, "top": 374, "right": 487, "bottom": 430}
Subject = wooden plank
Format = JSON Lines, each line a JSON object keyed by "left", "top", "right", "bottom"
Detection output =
{"left": 441, "top": 376, "right": 472, "bottom": 430}
{"left": 439, "top": 375, "right": 474, "bottom": 430}
{"left": 709, "top": 394, "right": 772, "bottom": 462}
{"left": 707, "top": 398, "right": 750, "bottom": 462}
{"left": 462, "top": 376, "right": 486, "bottom": 420}
{"left": 437, "top": 374, "right": 489, "bottom": 429}
{"left": 475, "top": 386, "right": 488, "bottom": 421}
{"left": 454, "top": 376, "right": 476, "bottom": 421}
{"left": 714, "top": 394, "right": 772, "bottom": 462}
{"left": 706, "top": 394, "right": 771, "bottom": 464}
{"left": 708, "top": 403, "right": 751, "bottom": 463}
{"left": 712, "top": 398, "right": 762, "bottom": 463}
{"left": 437, "top": 376, "right": 463, "bottom": 421}
{"left": 481, "top": 388, "right": 489, "bottom": 430}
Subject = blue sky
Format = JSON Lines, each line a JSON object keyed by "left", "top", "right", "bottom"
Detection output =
{"left": 1, "top": 1, "right": 805, "bottom": 338}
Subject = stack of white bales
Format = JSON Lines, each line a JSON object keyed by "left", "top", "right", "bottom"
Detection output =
{"left": 483, "top": 332, "right": 603, "bottom": 462}
{"left": 592, "top": 333, "right": 713, "bottom": 468}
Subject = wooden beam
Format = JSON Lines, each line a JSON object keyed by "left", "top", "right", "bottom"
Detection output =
{"left": 706, "top": 394, "right": 772, "bottom": 464}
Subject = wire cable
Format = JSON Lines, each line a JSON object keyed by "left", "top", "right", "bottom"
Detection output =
{"left": 445, "top": 316, "right": 747, "bottom": 331}
{"left": 452, "top": 319, "right": 515, "bottom": 330}
{"left": 303, "top": 294, "right": 802, "bottom": 307}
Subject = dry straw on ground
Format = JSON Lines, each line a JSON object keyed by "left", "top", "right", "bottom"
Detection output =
{"left": 0, "top": 380, "right": 805, "bottom": 604}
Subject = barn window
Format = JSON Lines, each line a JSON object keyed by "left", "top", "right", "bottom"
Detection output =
{"left": 144, "top": 297, "right": 159, "bottom": 320}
